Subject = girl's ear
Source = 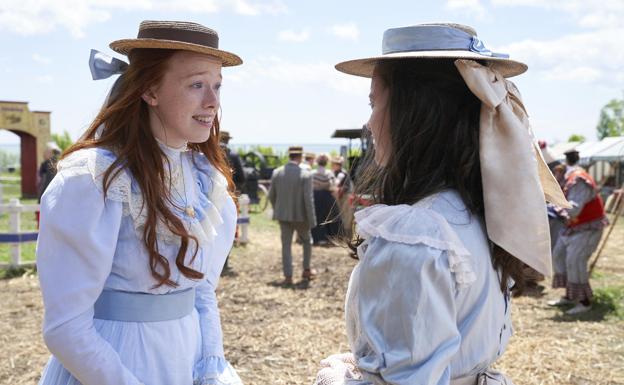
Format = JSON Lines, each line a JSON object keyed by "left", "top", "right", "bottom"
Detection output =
{"left": 142, "top": 87, "right": 158, "bottom": 106}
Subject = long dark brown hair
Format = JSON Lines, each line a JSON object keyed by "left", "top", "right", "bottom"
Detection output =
{"left": 350, "top": 59, "right": 525, "bottom": 294}
{"left": 64, "top": 48, "right": 234, "bottom": 288}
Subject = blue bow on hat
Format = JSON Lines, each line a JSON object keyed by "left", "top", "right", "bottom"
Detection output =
{"left": 88, "top": 49, "right": 128, "bottom": 80}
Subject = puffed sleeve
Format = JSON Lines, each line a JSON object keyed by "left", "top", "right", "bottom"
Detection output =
{"left": 192, "top": 158, "right": 242, "bottom": 385}
{"left": 37, "top": 171, "right": 141, "bottom": 385}
{"left": 351, "top": 237, "right": 461, "bottom": 385}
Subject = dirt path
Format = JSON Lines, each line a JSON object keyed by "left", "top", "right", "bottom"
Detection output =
{"left": 1, "top": 217, "right": 622, "bottom": 384}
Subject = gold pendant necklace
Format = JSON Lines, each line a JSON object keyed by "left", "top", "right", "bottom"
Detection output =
{"left": 176, "top": 159, "right": 195, "bottom": 218}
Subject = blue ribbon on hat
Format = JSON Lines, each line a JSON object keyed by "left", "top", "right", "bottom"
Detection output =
{"left": 382, "top": 25, "right": 509, "bottom": 58}
{"left": 88, "top": 49, "right": 128, "bottom": 80}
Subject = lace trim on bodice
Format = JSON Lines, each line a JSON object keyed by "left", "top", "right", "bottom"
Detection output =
{"left": 57, "top": 148, "right": 230, "bottom": 247}
{"left": 354, "top": 195, "right": 477, "bottom": 289}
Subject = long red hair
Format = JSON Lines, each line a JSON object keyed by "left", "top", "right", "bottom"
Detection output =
{"left": 64, "top": 48, "right": 235, "bottom": 288}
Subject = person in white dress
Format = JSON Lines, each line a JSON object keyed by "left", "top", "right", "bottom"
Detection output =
{"left": 36, "top": 20, "right": 244, "bottom": 385}
{"left": 314, "top": 23, "right": 569, "bottom": 385}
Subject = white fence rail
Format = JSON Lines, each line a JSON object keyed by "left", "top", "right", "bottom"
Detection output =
{"left": 0, "top": 198, "right": 39, "bottom": 269}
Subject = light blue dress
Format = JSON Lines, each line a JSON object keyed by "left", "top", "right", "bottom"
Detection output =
{"left": 344, "top": 190, "right": 513, "bottom": 385}
{"left": 36, "top": 145, "right": 243, "bottom": 385}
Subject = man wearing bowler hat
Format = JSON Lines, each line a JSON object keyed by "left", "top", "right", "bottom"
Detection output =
{"left": 269, "top": 146, "right": 317, "bottom": 284}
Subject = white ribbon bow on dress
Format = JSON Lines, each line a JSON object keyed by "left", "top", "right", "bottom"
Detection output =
{"left": 455, "top": 59, "right": 570, "bottom": 277}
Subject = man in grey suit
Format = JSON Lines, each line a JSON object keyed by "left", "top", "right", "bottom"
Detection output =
{"left": 269, "top": 146, "right": 317, "bottom": 284}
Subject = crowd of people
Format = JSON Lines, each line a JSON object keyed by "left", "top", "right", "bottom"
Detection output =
{"left": 267, "top": 146, "right": 351, "bottom": 284}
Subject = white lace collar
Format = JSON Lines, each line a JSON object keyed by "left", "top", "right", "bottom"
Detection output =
{"left": 57, "top": 147, "right": 230, "bottom": 249}
{"left": 354, "top": 192, "right": 477, "bottom": 290}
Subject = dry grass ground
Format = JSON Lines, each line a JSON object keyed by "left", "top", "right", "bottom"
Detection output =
{"left": 1, "top": 212, "right": 622, "bottom": 385}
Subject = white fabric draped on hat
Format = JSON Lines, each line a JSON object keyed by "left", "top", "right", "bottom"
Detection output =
{"left": 455, "top": 59, "right": 569, "bottom": 276}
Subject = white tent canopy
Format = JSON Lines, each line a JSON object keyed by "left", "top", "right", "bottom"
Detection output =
{"left": 548, "top": 141, "right": 581, "bottom": 161}
{"left": 548, "top": 137, "right": 624, "bottom": 162}
{"left": 591, "top": 137, "right": 624, "bottom": 161}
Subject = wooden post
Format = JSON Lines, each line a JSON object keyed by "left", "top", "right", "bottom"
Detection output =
{"left": 239, "top": 194, "right": 250, "bottom": 244}
{"left": 8, "top": 198, "right": 21, "bottom": 267}
{"left": 589, "top": 186, "right": 624, "bottom": 275}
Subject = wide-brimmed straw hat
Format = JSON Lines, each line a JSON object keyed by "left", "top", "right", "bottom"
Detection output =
{"left": 335, "top": 23, "right": 526, "bottom": 78}
{"left": 110, "top": 20, "right": 242, "bottom": 66}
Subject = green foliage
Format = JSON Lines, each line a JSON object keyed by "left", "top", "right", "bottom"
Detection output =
{"left": 0, "top": 265, "right": 36, "bottom": 280}
{"left": 247, "top": 145, "right": 278, "bottom": 156}
{"left": 592, "top": 286, "right": 624, "bottom": 320}
{"left": 348, "top": 148, "right": 362, "bottom": 158}
{"left": 0, "top": 150, "right": 19, "bottom": 170}
{"left": 567, "top": 134, "right": 586, "bottom": 142}
{"left": 51, "top": 130, "right": 74, "bottom": 151}
{"left": 596, "top": 98, "right": 624, "bottom": 139}
{"left": 237, "top": 146, "right": 288, "bottom": 169}
{"left": 590, "top": 269, "right": 606, "bottom": 279}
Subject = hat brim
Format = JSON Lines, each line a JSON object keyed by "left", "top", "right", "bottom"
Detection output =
{"left": 109, "top": 38, "right": 242, "bottom": 67}
{"left": 335, "top": 50, "right": 527, "bottom": 78}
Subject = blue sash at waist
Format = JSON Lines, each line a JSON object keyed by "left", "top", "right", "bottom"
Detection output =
{"left": 93, "top": 288, "right": 195, "bottom": 322}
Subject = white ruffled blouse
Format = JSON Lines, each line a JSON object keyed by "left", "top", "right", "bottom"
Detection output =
{"left": 345, "top": 190, "right": 513, "bottom": 384}
{"left": 36, "top": 145, "right": 241, "bottom": 385}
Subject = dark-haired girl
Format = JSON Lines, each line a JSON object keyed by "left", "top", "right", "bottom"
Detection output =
{"left": 315, "top": 23, "right": 568, "bottom": 385}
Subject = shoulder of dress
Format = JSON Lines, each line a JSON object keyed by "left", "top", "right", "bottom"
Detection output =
{"left": 188, "top": 151, "right": 231, "bottom": 207}
{"left": 57, "top": 147, "right": 114, "bottom": 171}
{"left": 57, "top": 147, "right": 131, "bottom": 203}
{"left": 188, "top": 152, "right": 228, "bottom": 189}
{"left": 355, "top": 202, "right": 457, "bottom": 248}
{"left": 355, "top": 200, "right": 476, "bottom": 289}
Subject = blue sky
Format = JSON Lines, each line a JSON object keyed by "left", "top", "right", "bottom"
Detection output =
{"left": 1, "top": 0, "right": 622, "bottom": 146}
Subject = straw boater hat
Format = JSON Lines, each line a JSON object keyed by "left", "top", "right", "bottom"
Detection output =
{"left": 109, "top": 20, "right": 242, "bottom": 66}
{"left": 335, "top": 23, "right": 526, "bottom": 78}
{"left": 288, "top": 146, "right": 304, "bottom": 156}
